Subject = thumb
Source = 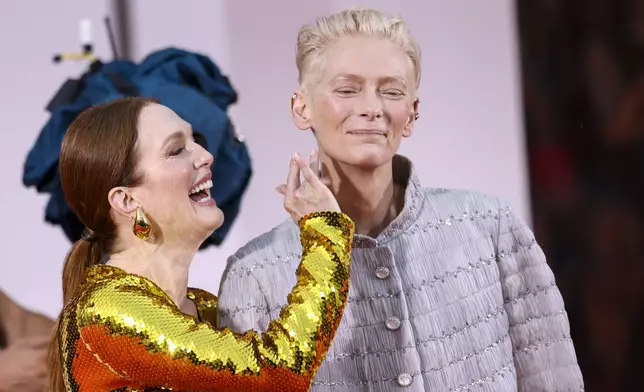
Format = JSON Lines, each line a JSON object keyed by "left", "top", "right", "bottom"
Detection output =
{"left": 275, "top": 184, "right": 287, "bottom": 195}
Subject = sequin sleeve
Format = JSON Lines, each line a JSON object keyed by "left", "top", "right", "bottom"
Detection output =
{"left": 69, "top": 211, "right": 354, "bottom": 392}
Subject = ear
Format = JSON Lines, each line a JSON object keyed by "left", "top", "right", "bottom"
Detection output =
{"left": 291, "top": 90, "right": 312, "bottom": 131}
{"left": 403, "top": 98, "right": 420, "bottom": 138}
{"left": 108, "top": 186, "right": 139, "bottom": 220}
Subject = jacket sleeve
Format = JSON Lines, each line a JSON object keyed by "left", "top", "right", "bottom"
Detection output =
{"left": 496, "top": 202, "right": 584, "bottom": 391}
{"left": 75, "top": 211, "right": 354, "bottom": 392}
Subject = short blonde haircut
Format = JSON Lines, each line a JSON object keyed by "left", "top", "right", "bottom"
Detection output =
{"left": 296, "top": 7, "right": 421, "bottom": 91}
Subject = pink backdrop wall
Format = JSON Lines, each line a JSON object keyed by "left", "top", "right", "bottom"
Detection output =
{"left": 0, "top": 0, "right": 528, "bottom": 318}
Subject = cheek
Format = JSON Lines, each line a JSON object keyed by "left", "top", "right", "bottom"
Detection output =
{"left": 140, "top": 165, "right": 192, "bottom": 210}
{"left": 315, "top": 96, "right": 351, "bottom": 127}
{"left": 386, "top": 102, "right": 413, "bottom": 130}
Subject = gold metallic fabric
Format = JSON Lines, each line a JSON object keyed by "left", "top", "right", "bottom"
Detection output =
{"left": 57, "top": 211, "right": 354, "bottom": 391}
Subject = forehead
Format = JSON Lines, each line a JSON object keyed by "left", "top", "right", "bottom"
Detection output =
{"left": 319, "top": 36, "right": 413, "bottom": 83}
{"left": 137, "top": 103, "right": 190, "bottom": 145}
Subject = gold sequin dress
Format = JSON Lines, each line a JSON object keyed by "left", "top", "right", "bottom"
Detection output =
{"left": 57, "top": 211, "right": 354, "bottom": 392}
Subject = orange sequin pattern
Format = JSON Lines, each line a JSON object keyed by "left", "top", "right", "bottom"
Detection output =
{"left": 57, "top": 211, "right": 354, "bottom": 391}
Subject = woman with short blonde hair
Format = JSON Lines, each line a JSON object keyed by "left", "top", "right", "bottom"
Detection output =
{"left": 219, "top": 7, "right": 584, "bottom": 391}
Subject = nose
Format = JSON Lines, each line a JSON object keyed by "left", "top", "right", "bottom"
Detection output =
{"left": 194, "top": 143, "right": 214, "bottom": 169}
{"left": 358, "top": 91, "right": 384, "bottom": 120}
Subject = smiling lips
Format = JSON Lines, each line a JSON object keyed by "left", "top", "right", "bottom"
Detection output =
{"left": 347, "top": 129, "right": 386, "bottom": 136}
{"left": 189, "top": 178, "right": 215, "bottom": 205}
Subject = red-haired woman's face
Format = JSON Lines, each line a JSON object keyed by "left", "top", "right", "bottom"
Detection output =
{"left": 116, "top": 103, "right": 223, "bottom": 245}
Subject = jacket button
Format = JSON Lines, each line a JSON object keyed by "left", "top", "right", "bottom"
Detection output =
{"left": 385, "top": 316, "right": 401, "bottom": 331}
{"left": 397, "top": 373, "right": 413, "bottom": 387}
{"left": 375, "top": 266, "right": 390, "bottom": 279}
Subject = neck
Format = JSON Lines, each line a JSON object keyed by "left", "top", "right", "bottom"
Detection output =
{"left": 323, "top": 157, "right": 405, "bottom": 237}
{"left": 107, "top": 240, "right": 197, "bottom": 308}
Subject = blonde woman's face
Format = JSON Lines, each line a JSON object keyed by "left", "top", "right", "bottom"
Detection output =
{"left": 295, "top": 36, "right": 418, "bottom": 169}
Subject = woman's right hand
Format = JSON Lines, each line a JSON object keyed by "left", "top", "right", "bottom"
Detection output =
{"left": 277, "top": 150, "right": 340, "bottom": 222}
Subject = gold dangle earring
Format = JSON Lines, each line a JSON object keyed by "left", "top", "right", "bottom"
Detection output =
{"left": 132, "top": 207, "right": 152, "bottom": 240}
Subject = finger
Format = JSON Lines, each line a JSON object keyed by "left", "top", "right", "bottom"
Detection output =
{"left": 297, "top": 155, "right": 322, "bottom": 187}
{"left": 275, "top": 184, "right": 287, "bottom": 195}
{"left": 317, "top": 156, "right": 332, "bottom": 187}
{"left": 309, "top": 149, "right": 320, "bottom": 177}
{"left": 285, "top": 154, "right": 301, "bottom": 196}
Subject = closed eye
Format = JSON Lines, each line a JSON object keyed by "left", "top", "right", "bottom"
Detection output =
{"left": 335, "top": 88, "right": 359, "bottom": 95}
{"left": 170, "top": 146, "right": 185, "bottom": 156}
{"left": 382, "top": 90, "right": 405, "bottom": 98}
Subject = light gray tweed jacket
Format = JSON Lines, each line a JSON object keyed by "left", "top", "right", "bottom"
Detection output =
{"left": 217, "top": 156, "right": 584, "bottom": 391}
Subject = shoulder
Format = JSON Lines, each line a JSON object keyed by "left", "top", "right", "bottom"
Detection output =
{"left": 187, "top": 288, "right": 218, "bottom": 325}
{"left": 420, "top": 187, "right": 505, "bottom": 216}
{"left": 83, "top": 265, "right": 168, "bottom": 298}
{"left": 223, "top": 219, "right": 301, "bottom": 273}
{"left": 418, "top": 187, "right": 529, "bottom": 241}
{"left": 64, "top": 265, "right": 172, "bottom": 322}
{"left": 188, "top": 287, "right": 218, "bottom": 309}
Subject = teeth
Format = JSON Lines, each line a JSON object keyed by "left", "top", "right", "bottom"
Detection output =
{"left": 189, "top": 179, "right": 213, "bottom": 195}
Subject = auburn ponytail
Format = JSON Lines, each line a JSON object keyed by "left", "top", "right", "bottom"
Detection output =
{"left": 48, "top": 238, "right": 103, "bottom": 392}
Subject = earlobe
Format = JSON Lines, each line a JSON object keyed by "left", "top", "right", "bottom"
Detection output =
{"left": 291, "top": 91, "right": 311, "bottom": 131}
{"left": 403, "top": 123, "right": 414, "bottom": 138}
{"left": 403, "top": 98, "right": 420, "bottom": 138}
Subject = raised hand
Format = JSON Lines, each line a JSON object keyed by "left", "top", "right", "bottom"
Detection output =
{"left": 278, "top": 150, "right": 340, "bottom": 222}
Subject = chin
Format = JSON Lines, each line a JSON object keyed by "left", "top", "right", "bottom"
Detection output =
{"left": 183, "top": 205, "right": 224, "bottom": 240}
{"left": 200, "top": 207, "right": 225, "bottom": 231}
{"left": 343, "top": 147, "right": 395, "bottom": 168}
